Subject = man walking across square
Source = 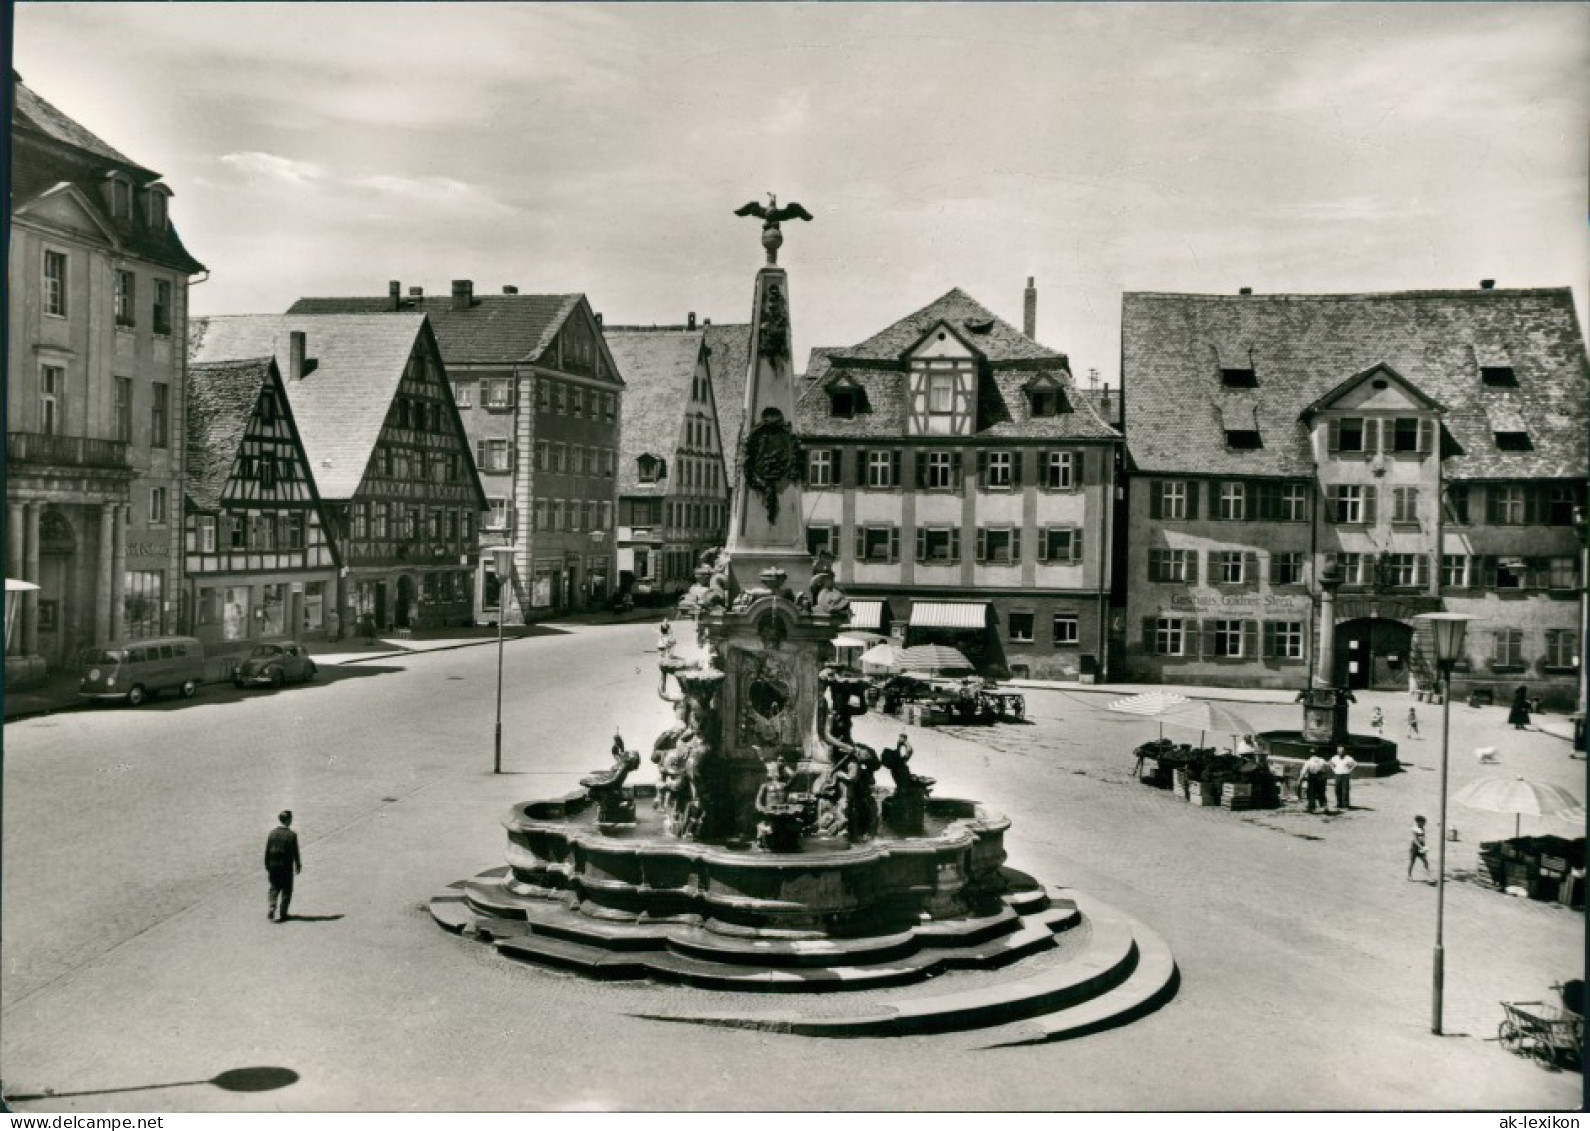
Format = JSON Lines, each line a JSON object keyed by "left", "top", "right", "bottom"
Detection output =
{"left": 1329, "top": 746, "right": 1358, "bottom": 810}
{"left": 1408, "top": 815, "right": 1431, "bottom": 880}
{"left": 265, "top": 810, "right": 302, "bottom": 922}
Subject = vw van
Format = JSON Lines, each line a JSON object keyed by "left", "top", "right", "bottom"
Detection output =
{"left": 78, "top": 636, "right": 206, "bottom": 706}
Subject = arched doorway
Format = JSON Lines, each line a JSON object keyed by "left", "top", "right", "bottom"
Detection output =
{"left": 395, "top": 575, "right": 415, "bottom": 628}
{"left": 1336, "top": 617, "right": 1414, "bottom": 691}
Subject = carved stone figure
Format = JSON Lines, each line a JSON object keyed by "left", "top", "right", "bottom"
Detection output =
{"left": 755, "top": 759, "right": 803, "bottom": 853}
{"left": 583, "top": 731, "right": 642, "bottom": 825}
{"left": 742, "top": 407, "right": 802, "bottom": 525}
{"left": 733, "top": 191, "right": 813, "bottom": 268}
{"left": 880, "top": 734, "right": 935, "bottom": 836}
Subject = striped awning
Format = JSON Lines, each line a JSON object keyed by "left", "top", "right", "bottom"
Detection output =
{"left": 848, "top": 600, "right": 885, "bottom": 631}
{"left": 909, "top": 601, "right": 990, "bottom": 629}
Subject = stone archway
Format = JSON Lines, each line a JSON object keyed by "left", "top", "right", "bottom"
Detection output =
{"left": 1336, "top": 617, "right": 1414, "bottom": 691}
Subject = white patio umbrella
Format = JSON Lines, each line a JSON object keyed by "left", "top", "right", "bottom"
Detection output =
{"left": 1107, "top": 691, "right": 1192, "bottom": 739}
{"left": 859, "top": 643, "right": 906, "bottom": 675}
{"left": 834, "top": 632, "right": 886, "bottom": 650}
{"left": 898, "top": 644, "right": 976, "bottom": 676}
{"left": 1158, "top": 700, "right": 1255, "bottom": 749}
{"left": 1453, "top": 775, "right": 1587, "bottom": 839}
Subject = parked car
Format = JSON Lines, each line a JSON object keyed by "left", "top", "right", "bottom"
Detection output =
{"left": 233, "top": 642, "right": 317, "bottom": 688}
{"left": 79, "top": 636, "right": 206, "bottom": 706}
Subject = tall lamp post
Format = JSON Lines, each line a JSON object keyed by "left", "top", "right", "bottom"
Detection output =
{"left": 492, "top": 546, "right": 519, "bottom": 775}
{"left": 1415, "top": 611, "right": 1473, "bottom": 1036}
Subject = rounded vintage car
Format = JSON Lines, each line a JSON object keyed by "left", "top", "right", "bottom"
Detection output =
{"left": 233, "top": 642, "right": 318, "bottom": 689}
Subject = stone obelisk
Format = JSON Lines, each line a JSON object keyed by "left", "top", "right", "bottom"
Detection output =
{"left": 724, "top": 193, "right": 814, "bottom": 596}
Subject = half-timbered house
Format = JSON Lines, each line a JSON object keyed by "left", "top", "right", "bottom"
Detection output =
{"left": 184, "top": 356, "right": 339, "bottom": 659}
{"left": 189, "top": 313, "right": 486, "bottom": 635}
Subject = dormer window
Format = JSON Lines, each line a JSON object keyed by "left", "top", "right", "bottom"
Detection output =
{"left": 1220, "top": 367, "right": 1257, "bottom": 388}
{"left": 110, "top": 176, "right": 133, "bottom": 219}
{"left": 637, "top": 454, "right": 667, "bottom": 483}
{"left": 1495, "top": 431, "right": 1533, "bottom": 452}
{"left": 1225, "top": 429, "right": 1262, "bottom": 450}
{"left": 146, "top": 185, "right": 170, "bottom": 230}
{"left": 826, "top": 377, "right": 867, "bottom": 419}
{"left": 1024, "top": 375, "right": 1069, "bottom": 418}
{"left": 1481, "top": 366, "right": 1517, "bottom": 387}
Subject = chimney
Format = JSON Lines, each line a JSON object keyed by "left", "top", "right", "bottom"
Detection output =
{"left": 703, "top": 317, "right": 711, "bottom": 326}
{"left": 409, "top": 286, "right": 424, "bottom": 298}
{"left": 1239, "top": 287, "right": 1253, "bottom": 296}
{"left": 389, "top": 280, "right": 402, "bottom": 310}
{"left": 502, "top": 285, "right": 518, "bottom": 295}
{"left": 688, "top": 312, "right": 697, "bottom": 330}
{"left": 1480, "top": 279, "right": 1496, "bottom": 290}
{"left": 452, "top": 279, "right": 474, "bottom": 311}
{"left": 594, "top": 312, "right": 603, "bottom": 328}
{"left": 1023, "top": 277, "right": 1037, "bottom": 338}
{"left": 288, "top": 331, "right": 306, "bottom": 382}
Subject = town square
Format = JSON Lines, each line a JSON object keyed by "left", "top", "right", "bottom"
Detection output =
{"left": 4, "top": 1, "right": 1586, "bottom": 1115}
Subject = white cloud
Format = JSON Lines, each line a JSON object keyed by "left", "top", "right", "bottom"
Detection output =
{"left": 355, "top": 174, "right": 517, "bottom": 217}
{"left": 217, "top": 151, "right": 324, "bottom": 185}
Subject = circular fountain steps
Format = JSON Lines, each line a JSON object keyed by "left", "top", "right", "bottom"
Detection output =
{"left": 431, "top": 872, "right": 1178, "bottom": 1040}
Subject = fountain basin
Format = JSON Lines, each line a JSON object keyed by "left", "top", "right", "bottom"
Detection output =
{"left": 1258, "top": 730, "right": 1400, "bottom": 776}
{"left": 496, "top": 785, "right": 1011, "bottom": 937}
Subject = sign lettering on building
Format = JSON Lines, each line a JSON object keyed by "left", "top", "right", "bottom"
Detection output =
{"left": 1166, "top": 591, "right": 1309, "bottom": 611}
{"left": 126, "top": 541, "right": 168, "bottom": 558}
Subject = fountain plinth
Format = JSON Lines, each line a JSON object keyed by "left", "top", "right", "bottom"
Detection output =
{"left": 1258, "top": 570, "right": 1400, "bottom": 776}
{"left": 429, "top": 199, "right": 1177, "bottom": 1036}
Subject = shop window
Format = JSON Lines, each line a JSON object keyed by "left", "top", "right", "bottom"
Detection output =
{"left": 1052, "top": 613, "right": 1079, "bottom": 646}
{"left": 1008, "top": 612, "right": 1035, "bottom": 644}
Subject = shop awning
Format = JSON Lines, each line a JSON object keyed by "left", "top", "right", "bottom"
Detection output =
{"left": 908, "top": 601, "right": 990, "bottom": 629}
{"left": 848, "top": 600, "right": 885, "bottom": 631}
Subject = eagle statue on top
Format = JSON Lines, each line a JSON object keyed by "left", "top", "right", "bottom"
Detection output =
{"left": 734, "top": 192, "right": 814, "bottom": 266}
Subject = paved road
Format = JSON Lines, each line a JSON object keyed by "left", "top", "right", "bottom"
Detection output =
{"left": 2, "top": 623, "right": 1582, "bottom": 1111}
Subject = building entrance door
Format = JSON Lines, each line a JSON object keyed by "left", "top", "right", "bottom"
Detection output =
{"left": 375, "top": 582, "right": 388, "bottom": 630}
{"left": 396, "top": 575, "right": 414, "bottom": 628}
{"left": 1337, "top": 617, "right": 1413, "bottom": 691}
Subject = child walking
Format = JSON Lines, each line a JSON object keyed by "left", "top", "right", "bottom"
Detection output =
{"left": 1406, "top": 707, "right": 1421, "bottom": 740}
{"left": 1370, "top": 707, "right": 1385, "bottom": 738}
{"left": 1408, "top": 816, "right": 1431, "bottom": 880}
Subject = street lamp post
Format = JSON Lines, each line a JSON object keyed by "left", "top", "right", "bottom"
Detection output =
{"left": 1416, "top": 611, "right": 1473, "bottom": 1036}
{"left": 491, "top": 546, "right": 519, "bottom": 775}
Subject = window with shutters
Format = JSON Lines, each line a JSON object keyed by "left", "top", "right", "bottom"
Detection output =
{"left": 1272, "top": 552, "right": 1305, "bottom": 586}
{"left": 926, "top": 451, "right": 956, "bottom": 490}
{"left": 917, "top": 526, "right": 959, "bottom": 564}
{"left": 480, "top": 439, "right": 509, "bottom": 472}
{"left": 1217, "top": 481, "right": 1246, "bottom": 521}
{"left": 1545, "top": 629, "right": 1578, "bottom": 670}
{"left": 978, "top": 526, "right": 1020, "bottom": 565}
{"left": 486, "top": 499, "right": 510, "bottom": 530}
{"left": 454, "top": 381, "right": 472, "bottom": 409}
{"left": 534, "top": 441, "right": 549, "bottom": 471}
{"left": 1154, "top": 617, "right": 1187, "bottom": 657}
{"left": 806, "top": 449, "right": 834, "bottom": 487}
{"left": 1255, "top": 482, "right": 1307, "bottom": 522}
{"left": 1009, "top": 613, "right": 1035, "bottom": 643}
{"left": 1212, "top": 619, "right": 1249, "bottom": 658}
{"left": 865, "top": 450, "right": 898, "bottom": 489}
{"left": 1331, "top": 417, "right": 1368, "bottom": 453}
{"left": 531, "top": 498, "right": 546, "bottom": 532}
{"left": 151, "top": 383, "right": 169, "bottom": 448}
{"left": 371, "top": 504, "right": 389, "bottom": 539}
{"left": 1053, "top": 613, "right": 1079, "bottom": 646}
{"left": 806, "top": 524, "right": 835, "bottom": 557}
{"left": 1042, "top": 451, "right": 1075, "bottom": 490}
{"left": 1265, "top": 621, "right": 1305, "bottom": 660}
{"left": 1391, "top": 417, "right": 1433, "bottom": 453}
{"left": 1441, "top": 555, "right": 1469, "bottom": 589}
{"left": 1548, "top": 557, "right": 1579, "bottom": 590}
{"left": 1331, "top": 552, "right": 1366, "bottom": 586}
{"left": 985, "top": 451, "right": 1014, "bottom": 489}
{"left": 1152, "top": 480, "right": 1188, "bottom": 520}
{"left": 1148, "top": 548, "right": 1196, "bottom": 583}
{"left": 1329, "top": 485, "right": 1370, "bottom": 524}
{"left": 856, "top": 524, "right": 898, "bottom": 562}
{"left": 1214, "top": 551, "right": 1250, "bottom": 585}
{"left": 484, "top": 379, "right": 514, "bottom": 409}
{"left": 1492, "top": 629, "right": 1524, "bottom": 669}
{"left": 1392, "top": 487, "right": 1420, "bottom": 525}
{"left": 1041, "top": 527, "right": 1082, "bottom": 563}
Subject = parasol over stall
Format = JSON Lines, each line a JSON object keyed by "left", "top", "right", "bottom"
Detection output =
{"left": 897, "top": 644, "right": 976, "bottom": 677}
{"left": 1107, "top": 691, "right": 1192, "bottom": 740}
{"left": 1453, "top": 775, "right": 1587, "bottom": 840}
{"left": 1157, "top": 700, "right": 1255, "bottom": 750}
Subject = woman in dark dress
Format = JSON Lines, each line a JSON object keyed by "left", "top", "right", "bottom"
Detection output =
{"left": 1508, "top": 686, "right": 1532, "bottom": 730}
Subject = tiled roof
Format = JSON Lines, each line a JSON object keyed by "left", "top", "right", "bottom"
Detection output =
{"left": 189, "top": 313, "right": 429, "bottom": 500}
{"left": 604, "top": 330, "right": 705, "bottom": 496}
{"left": 703, "top": 323, "right": 752, "bottom": 486}
{"left": 1122, "top": 289, "right": 1590, "bottom": 480}
{"left": 11, "top": 83, "right": 205, "bottom": 274}
{"left": 287, "top": 293, "right": 587, "bottom": 368}
{"left": 185, "top": 357, "right": 277, "bottom": 511}
{"left": 793, "top": 292, "right": 1118, "bottom": 443}
{"left": 827, "top": 288, "right": 1066, "bottom": 366}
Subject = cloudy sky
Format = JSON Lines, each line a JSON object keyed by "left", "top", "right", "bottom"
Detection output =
{"left": 12, "top": 2, "right": 1588, "bottom": 381}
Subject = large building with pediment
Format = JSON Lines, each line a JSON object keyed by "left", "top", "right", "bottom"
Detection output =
{"left": 6, "top": 76, "right": 206, "bottom": 683}
{"left": 1119, "top": 285, "right": 1588, "bottom": 705}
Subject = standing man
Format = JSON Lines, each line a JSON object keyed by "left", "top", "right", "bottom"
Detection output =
{"left": 1329, "top": 746, "right": 1358, "bottom": 810}
{"left": 265, "top": 810, "right": 302, "bottom": 922}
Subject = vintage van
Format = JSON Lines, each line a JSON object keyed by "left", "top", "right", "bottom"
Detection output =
{"left": 78, "top": 636, "right": 206, "bottom": 705}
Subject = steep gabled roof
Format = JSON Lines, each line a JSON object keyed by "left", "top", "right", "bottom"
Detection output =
{"left": 185, "top": 357, "right": 278, "bottom": 511}
{"left": 189, "top": 313, "right": 430, "bottom": 500}
{"left": 827, "top": 289, "right": 1066, "bottom": 367}
{"left": 703, "top": 322, "right": 752, "bottom": 487}
{"left": 10, "top": 80, "right": 205, "bottom": 274}
{"left": 1302, "top": 362, "right": 1448, "bottom": 418}
{"left": 604, "top": 329, "right": 708, "bottom": 497}
{"left": 287, "top": 292, "right": 588, "bottom": 369}
{"left": 1122, "top": 289, "right": 1589, "bottom": 479}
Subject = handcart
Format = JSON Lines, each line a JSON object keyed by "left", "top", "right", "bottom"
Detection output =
{"left": 1499, "top": 999, "right": 1584, "bottom": 1068}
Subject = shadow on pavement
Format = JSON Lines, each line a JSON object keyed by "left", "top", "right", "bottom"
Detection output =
{"left": 4, "top": 1065, "right": 299, "bottom": 1103}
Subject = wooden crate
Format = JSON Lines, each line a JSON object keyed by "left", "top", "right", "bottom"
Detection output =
{"left": 1223, "top": 782, "right": 1254, "bottom": 800}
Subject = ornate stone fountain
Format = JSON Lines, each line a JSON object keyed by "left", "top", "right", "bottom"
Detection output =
{"left": 432, "top": 202, "right": 1176, "bottom": 1040}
